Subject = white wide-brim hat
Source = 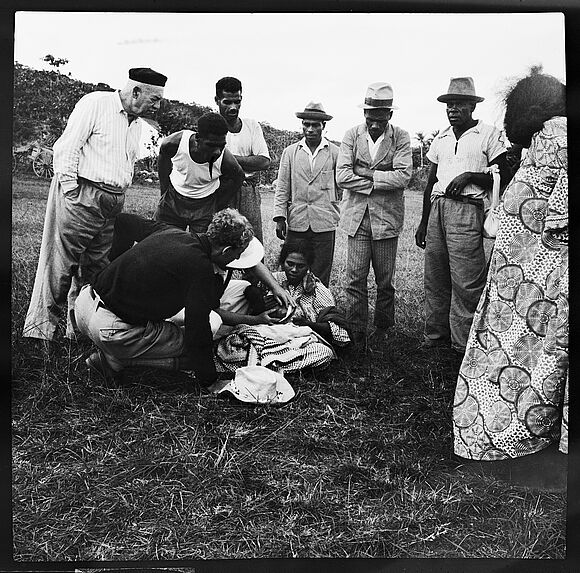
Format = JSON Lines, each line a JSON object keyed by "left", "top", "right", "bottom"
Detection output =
{"left": 359, "top": 81, "right": 398, "bottom": 110}
{"left": 211, "top": 366, "right": 295, "bottom": 404}
{"left": 226, "top": 237, "right": 264, "bottom": 269}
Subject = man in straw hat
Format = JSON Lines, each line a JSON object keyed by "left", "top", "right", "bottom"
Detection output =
{"left": 414, "top": 76, "right": 508, "bottom": 354}
{"left": 336, "top": 82, "right": 412, "bottom": 346}
{"left": 74, "top": 208, "right": 294, "bottom": 387}
{"left": 23, "top": 67, "right": 167, "bottom": 346}
{"left": 273, "top": 101, "right": 340, "bottom": 286}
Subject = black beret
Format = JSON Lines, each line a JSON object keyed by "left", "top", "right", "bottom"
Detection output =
{"left": 128, "top": 67, "right": 167, "bottom": 87}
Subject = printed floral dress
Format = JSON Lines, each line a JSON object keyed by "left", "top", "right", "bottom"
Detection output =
{"left": 453, "top": 117, "right": 568, "bottom": 460}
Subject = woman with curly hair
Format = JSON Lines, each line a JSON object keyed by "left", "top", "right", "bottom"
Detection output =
{"left": 452, "top": 69, "right": 568, "bottom": 460}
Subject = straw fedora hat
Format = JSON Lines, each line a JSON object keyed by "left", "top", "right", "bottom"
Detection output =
{"left": 211, "top": 366, "right": 295, "bottom": 404}
{"left": 295, "top": 101, "right": 333, "bottom": 121}
{"left": 359, "top": 82, "right": 398, "bottom": 110}
{"left": 437, "top": 77, "right": 485, "bottom": 103}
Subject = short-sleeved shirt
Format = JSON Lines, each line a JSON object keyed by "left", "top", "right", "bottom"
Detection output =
{"left": 427, "top": 120, "right": 507, "bottom": 200}
{"left": 225, "top": 117, "right": 270, "bottom": 181}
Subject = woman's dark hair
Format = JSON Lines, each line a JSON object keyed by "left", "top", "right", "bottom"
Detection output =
{"left": 278, "top": 240, "right": 315, "bottom": 268}
{"left": 503, "top": 67, "right": 566, "bottom": 148}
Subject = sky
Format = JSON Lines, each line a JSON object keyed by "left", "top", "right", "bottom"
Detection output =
{"left": 14, "top": 11, "right": 566, "bottom": 145}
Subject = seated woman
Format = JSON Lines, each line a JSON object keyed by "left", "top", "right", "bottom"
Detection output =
{"left": 214, "top": 240, "right": 350, "bottom": 374}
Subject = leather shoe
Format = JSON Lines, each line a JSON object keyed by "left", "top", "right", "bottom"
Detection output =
{"left": 86, "top": 350, "right": 124, "bottom": 385}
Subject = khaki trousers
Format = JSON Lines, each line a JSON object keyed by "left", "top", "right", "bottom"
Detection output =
{"left": 75, "top": 280, "right": 251, "bottom": 371}
{"left": 423, "top": 197, "right": 486, "bottom": 350}
{"left": 23, "top": 177, "right": 125, "bottom": 341}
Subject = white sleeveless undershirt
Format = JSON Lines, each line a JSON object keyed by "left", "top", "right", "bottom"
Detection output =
{"left": 169, "top": 130, "right": 225, "bottom": 199}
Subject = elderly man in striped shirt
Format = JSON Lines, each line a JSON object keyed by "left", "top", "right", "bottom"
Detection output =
{"left": 23, "top": 67, "right": 166, "bottom": 344}
{"left": 414, "top": 77, "right": 508, "bottom": 354}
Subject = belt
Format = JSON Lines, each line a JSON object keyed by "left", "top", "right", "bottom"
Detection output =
{"left": 78, "top": 177, "right": 126, "bottom": 195}
{"left": 441, "top": 194, "right": 484, "bottom": 207}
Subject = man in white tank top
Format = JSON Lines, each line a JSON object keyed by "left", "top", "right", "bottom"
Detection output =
{"left": 155, "top": 112, "right": 244, "bottom": 233}
{"left": 214, "top": 77, "right": 271, "bottom": 243}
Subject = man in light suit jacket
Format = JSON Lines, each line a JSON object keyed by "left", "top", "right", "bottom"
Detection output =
{"left": 337, "top": 83, "right": 412, "bottom": 346}
{"left": 273, "top": 102, "right": 340, "bottom": 286}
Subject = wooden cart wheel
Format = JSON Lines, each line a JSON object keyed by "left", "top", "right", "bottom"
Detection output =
{"left": 32, "top": 150, "right": 54, "bottom": 179}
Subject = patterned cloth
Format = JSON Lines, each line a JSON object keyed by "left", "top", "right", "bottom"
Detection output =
{"left": 271, "top": 271, "right": 351, "bottom": 346}
{"left": 214, "top": 270, "right": 350, "bottom": 372}
{"left": 214, "top": 323, "right": 335, "bottom": 374}
{"left": 452, "top": 117, "right": 568, "bottom": 459}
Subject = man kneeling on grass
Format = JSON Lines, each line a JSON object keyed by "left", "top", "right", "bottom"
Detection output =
{"left": 74, "top": 208, "right": 294, "bottom": 388}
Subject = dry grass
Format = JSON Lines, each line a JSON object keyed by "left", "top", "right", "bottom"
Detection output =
{"left": 11, "top": 174, "right": 566, "bottom": 561}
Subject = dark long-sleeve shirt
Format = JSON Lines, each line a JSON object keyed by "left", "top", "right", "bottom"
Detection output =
{"left": 93, "top": 222, "right": 224, "bottom": 379}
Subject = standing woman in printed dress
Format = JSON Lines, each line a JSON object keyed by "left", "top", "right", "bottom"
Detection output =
{"left": 452, "top": 68, "right": 568, "bottom": 460}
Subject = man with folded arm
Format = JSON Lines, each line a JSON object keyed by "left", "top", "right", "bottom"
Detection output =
{"left": 414, "top": 76, "right": 508, "bottom": 353}
{"left": 214, "top": 76, "right": 271, "bottom": 243}
{"left": 337, "top": 82, "right": 412, "bottom": 346}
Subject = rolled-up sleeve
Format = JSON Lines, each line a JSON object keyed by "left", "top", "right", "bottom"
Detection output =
{"left": 372, "top": 130, "right": 413, "bottom": 191}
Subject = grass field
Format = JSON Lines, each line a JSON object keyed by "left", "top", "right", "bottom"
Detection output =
{"left": 11, "top": 174, "right": 566, "bottom": 561}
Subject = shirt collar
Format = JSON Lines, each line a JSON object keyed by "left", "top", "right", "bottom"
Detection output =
{"left": 299, "top": 137, "right": 329, "bottom": 153}
{"left": 364, "top": 122, "right": 393, "bottom": 140}
{"left": 116, "top": 90, "right": 127, "bottom": 114}
{"left": 439, "top": 119, "right": 481, "bottom": 138}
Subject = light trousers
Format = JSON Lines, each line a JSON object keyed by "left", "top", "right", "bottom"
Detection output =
{"left": 423, "top": 197, "right": 486, "bottom": 350}
{"left": 23, "top": 177, "right": 125, "bottom": 341}
{"left": 75, "top": 280, "right": 251, "bottom": 371}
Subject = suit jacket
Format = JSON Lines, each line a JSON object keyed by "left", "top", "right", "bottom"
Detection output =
{"left": 274, "top": 139, "right": 341, "bottom": 233}
{"left": 337, "top": 123, "right": 412, "bottom": 239}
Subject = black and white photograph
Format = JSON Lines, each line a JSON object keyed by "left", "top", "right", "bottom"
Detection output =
{"left": 7, "top": 5, "right": 574, "bottom": 570}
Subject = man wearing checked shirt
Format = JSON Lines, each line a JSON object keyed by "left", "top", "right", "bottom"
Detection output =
{"left": 22, "top": 67, "right": 167, "bottom": 345}
{"left": 414, "top": 77, "right": 508, "bottom": 354}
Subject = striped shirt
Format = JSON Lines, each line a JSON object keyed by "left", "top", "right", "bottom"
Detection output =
{"left": 53, "top": 91, "right": 143, "bottom": 193}
{"left": 427, "top": 120, "right": 507, "bottom": 200}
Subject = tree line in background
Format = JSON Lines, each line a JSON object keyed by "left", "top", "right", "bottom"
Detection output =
{"left": 13, "top": 57, "right": 430, "bottom": 186}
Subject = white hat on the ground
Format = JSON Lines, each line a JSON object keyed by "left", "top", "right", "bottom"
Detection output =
{"left": 212, "top": 366, "right": 295, "bottom": 404}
